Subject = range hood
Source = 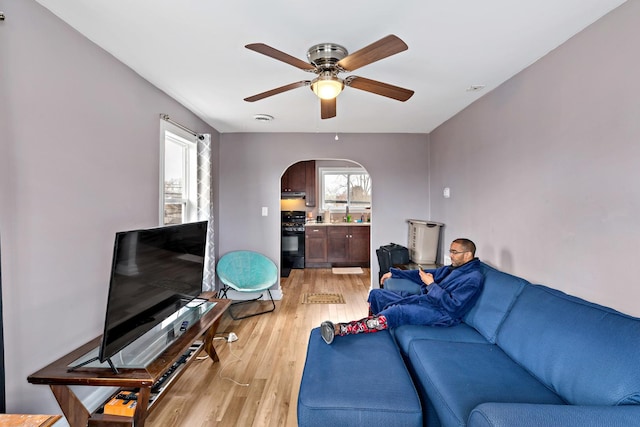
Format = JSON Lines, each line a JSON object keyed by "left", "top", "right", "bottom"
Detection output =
{"left": 281, "top": 191, "right": 306, "bottom": 199}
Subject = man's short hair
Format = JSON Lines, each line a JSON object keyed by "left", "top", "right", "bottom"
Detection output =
{"left": 453, "top": 238, "right": 476, "bottom": 256}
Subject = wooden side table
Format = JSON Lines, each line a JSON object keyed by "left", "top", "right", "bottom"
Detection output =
{"left": 27, "top": 295, "right": 230, "bottom": 427}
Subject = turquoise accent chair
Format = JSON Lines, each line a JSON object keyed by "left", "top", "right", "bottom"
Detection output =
{"left": 216, "top": 250, "right": 278, "bottom": 320}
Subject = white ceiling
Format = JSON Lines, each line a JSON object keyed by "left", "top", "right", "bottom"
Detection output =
{"left": 35, "top": 0, "right": 626, "bottom": 134}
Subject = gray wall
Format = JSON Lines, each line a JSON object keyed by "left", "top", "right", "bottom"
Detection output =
{"left": 218, "top": 132, "right": 430, "bottom": 287}
{"left": 429, "top": 0, "right": 640, "bottom": 316}
{"left": 0, "top": 1, "right": 219, "bottom": 415}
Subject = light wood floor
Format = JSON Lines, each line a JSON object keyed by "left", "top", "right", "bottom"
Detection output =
{"left": 146, "top": 268, "right": 372, "bottom": 427}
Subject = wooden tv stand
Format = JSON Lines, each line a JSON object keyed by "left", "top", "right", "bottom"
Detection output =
{"left": 27, "top": 294, "right": 230, "bottom": 427}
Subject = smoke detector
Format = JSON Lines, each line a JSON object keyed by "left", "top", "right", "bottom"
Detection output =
{"left": 466, "top": 85, "right": 485, "bottom": 92}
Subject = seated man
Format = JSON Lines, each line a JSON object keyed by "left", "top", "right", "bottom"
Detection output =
{"left": 320, "top": 238, "right": 484, "bottom": 344}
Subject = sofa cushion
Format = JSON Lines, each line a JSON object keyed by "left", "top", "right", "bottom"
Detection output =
{"left": 394, "top": 324, "right": 489, "bottom": 357}
{"left": 497, "top": 284, "right": 640, "bottom": 406}
{"left": 408, "top": 340, "right": 564, "bottom": 427}
{"left": 462, "top": 263, "right": 528, "bottom": 343}
{"left": 298, "top": 328, "right": 422, "bottom": 427}
{"left": 468, "top": 402, "right": 640, "bottom": 427}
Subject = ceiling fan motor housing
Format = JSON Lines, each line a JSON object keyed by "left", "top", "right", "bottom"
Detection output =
{"left": 307, "top": 43, "right": 348, "bottom": 71}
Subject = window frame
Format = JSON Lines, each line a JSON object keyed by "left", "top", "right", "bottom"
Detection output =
{"left": 319, "top": 166, "right": 371, "bottom": 213}
{"left": 159, "top": 121, "right": 198, "bottom": 225}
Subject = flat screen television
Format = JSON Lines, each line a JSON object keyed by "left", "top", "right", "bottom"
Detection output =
{"left": 97, "top": 221, "right": 208, "bottom": 364}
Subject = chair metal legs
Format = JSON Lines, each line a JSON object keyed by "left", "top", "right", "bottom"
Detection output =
{"left": 220, "top": 287, "right": 276, "bottom": 320}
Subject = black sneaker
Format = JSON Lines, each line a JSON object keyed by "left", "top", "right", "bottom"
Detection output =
{"left": 320, "top": 321, "right": 335, "bottom": 345}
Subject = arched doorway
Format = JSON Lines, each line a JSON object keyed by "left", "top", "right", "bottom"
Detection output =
{"left": 280, "top": 159, "right": 372, "bottom": 277}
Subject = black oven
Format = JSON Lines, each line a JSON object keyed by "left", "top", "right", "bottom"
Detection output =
{"left": 281, "top": 210, "right": 306, "bottom": 275}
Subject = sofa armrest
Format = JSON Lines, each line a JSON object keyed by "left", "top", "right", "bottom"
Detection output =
{"left": 468, "top": 403, "right": 640, "bottom": 427}
{"left": 383, "top": 278, "right": 421, "bottom": 294}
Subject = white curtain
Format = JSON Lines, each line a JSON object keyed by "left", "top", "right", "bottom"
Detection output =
{"left": 197, "top": 133, "right": 216, "bottom": 292}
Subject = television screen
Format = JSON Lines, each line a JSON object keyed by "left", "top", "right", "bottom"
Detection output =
{"left": 98, "top": 221, "right": 208, "bottom": 363}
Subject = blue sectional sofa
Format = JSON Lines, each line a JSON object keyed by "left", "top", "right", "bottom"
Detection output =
{"left": 298, "top": 262, "right": 640, "bottom": 426}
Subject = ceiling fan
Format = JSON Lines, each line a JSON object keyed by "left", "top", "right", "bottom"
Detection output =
{"left": 244, "top": 35, "right": 414, "bottom": 119}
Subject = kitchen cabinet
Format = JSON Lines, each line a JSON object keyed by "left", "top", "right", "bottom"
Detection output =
{"left": 282, "top": 161, "right": 306, "bottom": 193}
{"left": 305, "top": 225, "right": 370, "bottom": 267}
{"left": 348, "top": 226, "right": 370, "bottom": 264}
{"left": 282, "top": 161, "right": 316, "bottom": 207}
{"left": 304, "top": 160, "right": 316, "bottom": 207}
{"left": 327, "top": 226, "right": 370, "bottom": 266}
{"left": 327, "top": 227, "right": 349, "bottom": 263}
{"left": 305, "top": 226, "right": 327, "bottom": 266}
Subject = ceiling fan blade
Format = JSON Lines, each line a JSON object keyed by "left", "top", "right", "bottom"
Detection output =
{"left": 346, "top": 76, "right": 414, "bottom": 102}
{"left": 337, "top": 35, "right": 408, "bottom": 72}
{"left": 321, "top": 98, "right": 336, "bottom": 119}
{"left": 245, "top": 43, "right": 316, "bottom": 71}
{"left": 244, "top": 81, "right": 310, "bottom": 102}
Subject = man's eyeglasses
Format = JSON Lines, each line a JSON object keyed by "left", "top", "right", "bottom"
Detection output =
{"left": 449, "top": 249, "right": 469, "bottom": 255}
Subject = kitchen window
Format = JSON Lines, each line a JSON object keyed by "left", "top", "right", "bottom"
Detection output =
{"left": 320, "top": 167, "right": 371, "bottom": 212}
{"left": 160, "top": 121, "right": 197, "bottom": 225}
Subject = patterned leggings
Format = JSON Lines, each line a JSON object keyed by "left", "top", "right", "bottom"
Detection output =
{"left": 338, "top": 315, "right": 388, "bottom": 336}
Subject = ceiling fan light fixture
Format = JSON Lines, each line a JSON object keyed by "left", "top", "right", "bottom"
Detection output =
{"left": 311, "top": 74, "right": 344, "bottom": 100}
